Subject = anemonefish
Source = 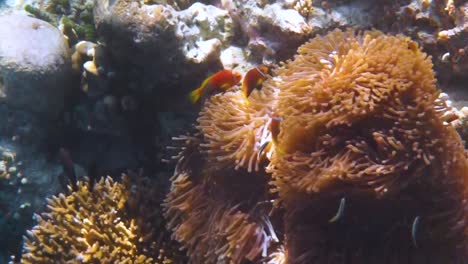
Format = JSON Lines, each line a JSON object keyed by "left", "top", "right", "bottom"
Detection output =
{"left": 270, "top": 116, "right": 282, "bottom": 148}
{"left": 258, "top": 116, "right": 283, "bottom": 158}
{"left": 189, "top": 69, "right": 242, "bottom": 103}
{"left": 242, "top": 65, "right": 269, "bottom": 99}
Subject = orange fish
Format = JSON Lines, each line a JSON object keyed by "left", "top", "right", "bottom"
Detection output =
{"left": 189, "top": 69, "right": 242, "bottom": 103}
{"left": 242, "top": 65, "right": 269, "bottom": 99}
{"left": 257, "top": 116, "right": 283, "bottom": 159}
{"left": 270, "top": 116, "right": 282, "bottom": 146}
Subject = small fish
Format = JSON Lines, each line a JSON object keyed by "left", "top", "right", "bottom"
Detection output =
{"left": 329, "top": 197, "right": 346, "bottom": 223}
{"left": 242, "top": 65, "right": 269, "bottom": 99}
{"left": 257, "top": 140, "right": 270, "bottom": 159}
{"left": 270, "top": 116, "right": 282, "bottom": 146}
{"left": 189, "top": 69, "right": 242, "bottom": 103}
{"left": 412, "top": 216, "right": 421, "bottom": 248}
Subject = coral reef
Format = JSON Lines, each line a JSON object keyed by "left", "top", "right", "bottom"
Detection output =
{"left": 376, "top": 0, "right": 468, "bottom": 81}
{"left": 20, "top": 176, "right": 176, "bottom": 263}
{"left": 165, "top": 29, "right": 468, "bottom": 263}
{"left": 451, "top": 104, "right": 468, "bottom": 144}
{"left": 23, "top": 0, "right": 96, "bottom": 43}
{"left": 1, "top": 0, "right": 468, "bottom": 261}
{"left": 93, "top": 0, "right": 234, "bottom": 111}
{"left": 436, "top": 1, "right": 468, "bottom": 77}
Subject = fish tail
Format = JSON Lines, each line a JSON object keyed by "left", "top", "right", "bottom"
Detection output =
{"left": 188, "top": 87, "right": 203, "bottom": 103}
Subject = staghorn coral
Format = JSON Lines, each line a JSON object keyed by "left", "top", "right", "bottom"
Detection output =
{"left": 166, "top": 29, "right": 468, "bottom": 263}
{"left": 21, "top": 176, "right": 173, "bottom": 263}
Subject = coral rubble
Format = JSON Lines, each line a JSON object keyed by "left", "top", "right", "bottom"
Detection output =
{"left": 165, "top": 29, "right": 468, "bottom": 263}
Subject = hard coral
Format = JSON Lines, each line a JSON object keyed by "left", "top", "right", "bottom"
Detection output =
{"left": 21, "top": 176, "right": 171, "bottom": 263}
{"left": 166, "top": 29, "right": 468, "bottom": 263}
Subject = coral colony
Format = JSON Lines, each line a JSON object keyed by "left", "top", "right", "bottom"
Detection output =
{"left": 20, "top": 29, "right": 468, "bottom": 263}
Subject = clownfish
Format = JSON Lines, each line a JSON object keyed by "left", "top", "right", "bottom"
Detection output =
{"left": 188, "top": 69, "right": 242, "bottom": 103}
{"left": 258, "top": 115, "right": 283, "bottom": 158}
{"left": 242, "top": 65, "right": 269, "bottom": 99}
{"left": 270, "top": 116, "right": 282, "bottom": 147}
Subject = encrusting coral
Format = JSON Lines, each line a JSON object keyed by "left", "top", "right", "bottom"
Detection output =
{"left": 20, "top": 176, "right": 175, "bottom": 263}
{"left": 165, "top": 29, "right": 468, "bottom": 263}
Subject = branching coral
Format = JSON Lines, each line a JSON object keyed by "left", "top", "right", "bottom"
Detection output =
{"left": 21, "top": 176, "right": 174, "bottom": 263}
{"left": 166, "top": 29, "right": 468, "bottom": 263}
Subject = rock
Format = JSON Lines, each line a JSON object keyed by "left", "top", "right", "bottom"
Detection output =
{"left": 225, "top": 0, "right": 311, "bottom": 62}
{"left": 259, "top": 3, "right": 310, "bottom": 36}
{"left": 95, "top": 1, "right": 232, "bottom": 65}
{"left": 0, "top": 12, "right": 72, "bottom": 118}
{"left": 220, "top": 46, "right": 256, "bottom": 73}
{"left": 176, "top": 3, "right": 232, "bottom": 63}
{"left": 94, "top": 0, "right": 232, "bottom": 101}
{"left": 436, "top": 2, "right": 468, "bottom": 78}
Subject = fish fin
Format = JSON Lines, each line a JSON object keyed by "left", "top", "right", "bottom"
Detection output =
{"left": 329, "top": 197, "right": 346, "bottom": 223}
{"left": 255, "top": 79, "right": 264, "bottom": 88}
{"left": 220, "top": 83, "right": 232, "bottom": 90}
{"left": 412, "top": 216, "right": 421, "bottom": 248}
{"left": 244, "top": 96, "right": 250, "bottom": 106}
{"left": 188, "top": 87, "right": 203, "bottom": 104}
{"left": 257, "top": 141, "right": 270, "bottom": 159}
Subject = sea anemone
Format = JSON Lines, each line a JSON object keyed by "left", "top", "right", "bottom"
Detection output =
{"left": 266, "top": 29, "right": 468, "bottom": 262}
{"left": 196, "top": 81, "right": 277, "bottom": 172}
{"left": 163, "top": 136, "right": 277, "bottom": 263}
{"left": 164, "top": 172, "right": 271, "bottom": 263}
{"left": 163, "top": 29, "right": 467, "bottom": 263}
